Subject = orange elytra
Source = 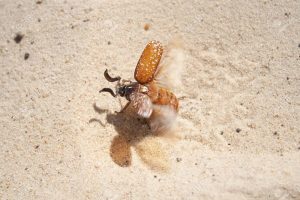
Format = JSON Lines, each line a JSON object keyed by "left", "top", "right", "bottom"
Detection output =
{"left": 134, "top": 41, "right": 163, "bottom": 84}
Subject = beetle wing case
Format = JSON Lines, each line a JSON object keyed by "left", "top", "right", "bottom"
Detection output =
{"left": 134, "top": 41, "right": 163, "bottom": 84}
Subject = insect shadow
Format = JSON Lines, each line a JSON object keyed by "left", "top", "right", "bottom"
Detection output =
{"left": 91, "top": 103, "right": 152, "bottom": 167}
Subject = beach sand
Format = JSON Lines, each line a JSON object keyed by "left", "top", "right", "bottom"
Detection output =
{"left": 0, "top": 0, "right": 299, "bottom": 199}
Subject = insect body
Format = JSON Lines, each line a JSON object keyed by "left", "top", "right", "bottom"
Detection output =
{"left": 146, "top": 82, "right": 179, "bottom": 111}
{"left": 100, "top": 40, "right": 183, "bottom": 131}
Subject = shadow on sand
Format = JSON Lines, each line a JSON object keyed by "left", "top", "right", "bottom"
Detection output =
{"left": 90, "top": 103, "right": 170, "bottom": 171}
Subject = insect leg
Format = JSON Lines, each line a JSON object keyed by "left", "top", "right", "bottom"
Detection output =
{"left": 104, "top": 69, "right": 121, "bottom": 82}
{"left": 178, "top": 96, "right": 187, "bottom": 100}
{"left": 99, "top": 88, "right": 116, "bottom": 97}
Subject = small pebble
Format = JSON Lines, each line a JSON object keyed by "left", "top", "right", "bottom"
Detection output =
{"left": 176, "top": 158, "right": 182, "bottom": 162}
{"left": 107, "top": 41, "right": 111, "bottom": 45}
{"left": 236, "top": 128, "right": 241, "bottom": 133}
{"left": 144, "top": 23, "right": 150, "bottom": 31}
{"left": 35, "top": 145, "right": 39, "bottom": 149}
{"left": 273, "top": 131, "right": 278, "bottom": 136}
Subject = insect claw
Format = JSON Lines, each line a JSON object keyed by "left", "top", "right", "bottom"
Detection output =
{"left": 99, "top": 88, "right": 116, "bottom": 97}
{"left": 104, "top": 69, "right": 121, "bottom": 82}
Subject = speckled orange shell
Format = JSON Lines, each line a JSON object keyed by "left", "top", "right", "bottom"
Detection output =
{"left": 134, "top": 41, "right": 163, "bottom": 84}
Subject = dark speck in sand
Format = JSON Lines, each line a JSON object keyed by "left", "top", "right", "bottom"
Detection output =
{"left": 273, "top": 131, "right": 278, "bottom": 136}
{"left": 107, "top": 41, "right": 111, "bottom": 45}
{"left": 176, "top": 158, "right": 182, "bottom": 162}
{"left": 35, "top": 145, "right": 39, "bottom": 149}
{"left": 14, "top": 33, "right": 24, "bottom": 43}
{"left": 236, "top": 128, "right": 241, "bottom": 133}
{"left": 36, "top": 0, "right": 43, "bottom": 4}
{"left": 24, "top": 53, "right": 30, "bottom": 60}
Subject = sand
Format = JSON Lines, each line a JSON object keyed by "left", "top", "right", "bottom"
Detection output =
{"left": 0, "top": 0, "right": 299, "bottom": 199}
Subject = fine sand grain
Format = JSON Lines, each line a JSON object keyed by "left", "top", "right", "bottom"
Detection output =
{"left": 0, "top": 0, "right": 299, "bottom": 199}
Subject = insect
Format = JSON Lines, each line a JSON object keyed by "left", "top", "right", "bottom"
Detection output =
{"left": 100, "top": 40, "right": 184, "bottom": 132}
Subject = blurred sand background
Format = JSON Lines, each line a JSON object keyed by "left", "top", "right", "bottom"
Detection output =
{"left": 0, "top": 0, "right": 300, "bottom": 199}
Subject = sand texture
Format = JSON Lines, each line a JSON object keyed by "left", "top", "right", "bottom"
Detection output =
{"left": 0, "top": 0, "right": 300, "bottom": 199}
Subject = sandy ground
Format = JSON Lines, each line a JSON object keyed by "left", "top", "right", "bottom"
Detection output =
{"left": 0, "top": 0, "right": 300, "bottom": 199}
